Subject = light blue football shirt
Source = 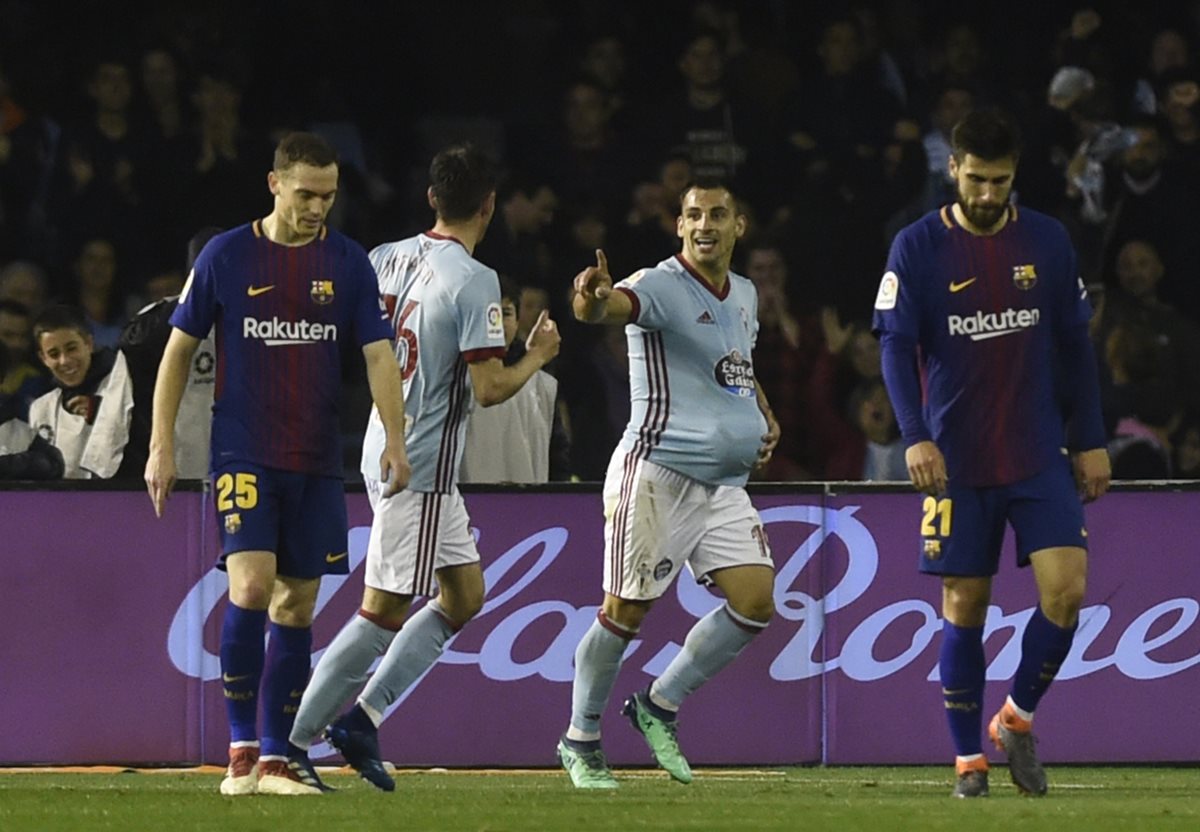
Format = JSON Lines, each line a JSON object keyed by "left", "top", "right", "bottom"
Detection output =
{"left": 360, "top": 231, "right": 506, "bottom": 493}
{"left": 613, "top": 254, "right": 766, "bottom": 486}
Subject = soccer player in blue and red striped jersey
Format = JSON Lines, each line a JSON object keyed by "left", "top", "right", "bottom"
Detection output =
{"left": 873, "top": 109, "right": 1110, "bottom": 799}
{"left": 144, "top": 132, "right": 410, "bottom": 796}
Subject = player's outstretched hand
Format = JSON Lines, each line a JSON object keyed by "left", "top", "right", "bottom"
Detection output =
{"left": 755, "top": 408, "right": 781, "bottom": 469}
{"left": 1074, "top": 447, "right": 1111, "bottom": 502}
{"left": 905, "top": 440, "right": 947, "bottom": 496}
{"left": 573, "top": 249, "right": 613, "bottom": 302}
{"left": 380, "top": 441, "right": 412, "bottom": 498}
{"left": 525, "top": 309, "right": 561, "bottom": 363}
{"left": 144, "top": 449, "right": 177, "bottom": 518}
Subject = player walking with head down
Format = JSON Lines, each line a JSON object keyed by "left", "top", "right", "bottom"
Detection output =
{"left": 145, "top": 132, "right": 411, "bottom": 796}
{"left": 558, "top": 179, "right": 781, "bottom": 789}
{"left": 285, "top": 143, "right": 561, "bottom": 791}
{"left": 873, "top": 108, "right": 1110, "bottom": 798}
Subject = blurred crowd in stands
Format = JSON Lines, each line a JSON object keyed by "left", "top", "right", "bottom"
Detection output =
{"left": 2, "top": 0, "right": 1199, "bottom": 482}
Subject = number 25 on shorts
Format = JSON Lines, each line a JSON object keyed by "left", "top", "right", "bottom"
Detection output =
{"left": 216, "top": 472, "right": 259, "bottom": 512}
{"left": 921, "top": 495, "right": 952, "bottom": 537}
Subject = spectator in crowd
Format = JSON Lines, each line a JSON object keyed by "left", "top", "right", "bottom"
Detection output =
{"left": 919, "top": 84, "right": 974, "bottom": 212}
{"left": 807, "top": 312, "right": 883, "bottom": 479}
{"left": 0, "top": 299, "right": 51, "bottom": 417}
{"left": 742, "top": 238, "right": 821, "bottom": 479}
{"left": 650, "top": 28, "right": 749, "bottom": 183}
{"left": 1103, "top": 320, "right": 1182, "bottom": 479}
{"left": 611, "top": 153, "right": 692, "bottom": 273}
{"left": 460, "top": 277, "right": 570, "bottom": 483}
{"left": 840, "top": 376, "right": 908, "bottom": 481}
{"left": 47, "top": 55, "right": 148, "bottom": 275}
{"left": 1098, "top": 117, "right": 1199, "bottom": 319}
{"left": 474, "top": 172, "right": 559, "bottom": 290}
{"left": 185, "top": 65, "right": 269, "bottom": 232}
{"left": 0, "top": 340, "right": 64, "bottom": 480}
{"left": 535, "top": 79, "right": 636, "bottom": 224}
{"left": 67, "top": 236, "right": 128, "bottom": 349}
{"left": 0, "top": 63, "right": 56, "bottom": 262}
{"left": 1158, "top": 65, "right": 1200, "bottom": 179}
{"left": 1096, "top": 239, "right": 1200, "bottom": 418}
{"left": 1132, "top": 26, "right": 1192, "bottom": 115}
{"left": 0, "top": 260, "right": 50, "bottom": 315}
{"left": 27, "top": 304, "right": 135, "bottom": 479}
{"left": 119, "top": 227, "right": 220, "bottom": 482}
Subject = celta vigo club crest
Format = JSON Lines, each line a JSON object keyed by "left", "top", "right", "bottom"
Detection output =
{"left": 1012, "top": 264, "right": 1037, "bottom": 290}
{"left": 311, "top": 279, "right": 334, "bottom": 304}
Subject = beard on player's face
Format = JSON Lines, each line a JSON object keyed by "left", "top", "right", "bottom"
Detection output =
{"left": 956, "top": 185, "right": 1008, "bottom": 229}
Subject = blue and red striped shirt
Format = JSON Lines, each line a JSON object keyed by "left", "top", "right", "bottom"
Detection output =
{"left": 873, "top": 205, "right": 1104, "bottom": 487}
{"left": 171, "top": 220, "right": 392, "bottom": 477}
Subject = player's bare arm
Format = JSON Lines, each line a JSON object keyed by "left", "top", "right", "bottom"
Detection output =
{"left": 572, "top": 249, "right": 633, "bottom": 324}
{"left": 1074, "top": 447, "right": 1111, "bottom": 502}
{"left": 468, "top": 309, "right": 561, "bottom": 407}
{"left": 905, "top": 440, "right": 948, "bottom": 496}
{"left": 145, "top": 327, "right": 201, "bottom": 517}
{"left": 363, "top": 339, "right": 411, "bottom": 497}
{"left": 754, "top": 382, "right": 780, "bottom": 469}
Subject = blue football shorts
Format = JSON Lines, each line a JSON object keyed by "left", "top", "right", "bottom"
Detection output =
{"left": 212, "top": 461, "right": 349, "bottom": 579}
{"left": 917, "top": 455, "right": 1087, "bottom": 577}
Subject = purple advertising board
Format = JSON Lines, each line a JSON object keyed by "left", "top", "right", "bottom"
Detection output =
{"left": 1, "top": 485, "right": 1198, "bottom": 766}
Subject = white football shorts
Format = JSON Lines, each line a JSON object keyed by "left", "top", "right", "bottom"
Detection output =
{"left": 364, "top": 478, "right": 480, "bottom": 596}
{"left": 602, "top": 454, "right": 772, "bottom": 600}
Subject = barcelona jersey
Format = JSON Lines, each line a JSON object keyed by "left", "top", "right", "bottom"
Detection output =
{"left": 171, "top": 220, "right": 392, "bottom": 477}
{"left": 872, "top": 205, "right": 1093, "bottom": 487}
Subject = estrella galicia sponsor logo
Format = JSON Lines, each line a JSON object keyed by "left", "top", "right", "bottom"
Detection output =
{"left": 243, "top": 316, "right": 338, "bottom": 346}
{"left": 653, "top": 558, "right": 674, "bottom": 580}
{"left": 947, "top": 307, "right": 1040, "bottom": 341}
{"left": 714, "top": 349, "right": 756, "bottom": 397}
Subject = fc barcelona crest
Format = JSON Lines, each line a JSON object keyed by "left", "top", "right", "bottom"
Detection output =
{"left": 1012, "top": 264, "right": 1037, "bottom": 290}
{"left": 225, "top": 513, "right": 242, "bottom": 534}
{"left": 311, "top": 279, "right": 334, "bottom": 304}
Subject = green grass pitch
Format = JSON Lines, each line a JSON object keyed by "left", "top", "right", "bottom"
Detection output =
{"left": 1, "top": 766, "right": 1197, "bottom": 831}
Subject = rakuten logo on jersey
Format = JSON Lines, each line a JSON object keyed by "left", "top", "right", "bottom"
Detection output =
{"left": 947, "top": 308, "right": 1040, "bottom": 341}
{"left": 243, "top": 316, "right": 338, "bottom": 346}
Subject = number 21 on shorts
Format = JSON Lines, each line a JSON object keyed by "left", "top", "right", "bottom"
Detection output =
{"left": 921, "top": 495, "right": 952, "bottom": 537}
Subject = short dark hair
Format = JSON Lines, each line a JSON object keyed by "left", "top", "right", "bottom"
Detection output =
{"left": 951, "top": 107, "right": 1022, "bottom": 162}
{"left": 497, "top": 275, "right": 521, "bottom": 305}
{"left": 679, "top": 177, "right": 738, "bottom": 208}
{"left": 429, "top": 143, "right": 499, "bottom": 221}
{"left": 0, "top": 299, "right": 31, "bottom": 319}
{"left": 273, "top": 132, "right": 339, "bottom": 173}
{"left": 33, "top": 305, "right": 91, "bottom": 345}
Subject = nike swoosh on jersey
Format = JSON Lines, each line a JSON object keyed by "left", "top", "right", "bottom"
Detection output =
{"left": 247, "top": 285, "right": 276, "bottom": 297}
{"left": 949, "top": 278, "right": 977, "bottom": 292}
{"left": 325, "top": 551, "right": 348, "bottom": 563}
{"left": 222, "top": 673, "right": 252, "bottom": 683}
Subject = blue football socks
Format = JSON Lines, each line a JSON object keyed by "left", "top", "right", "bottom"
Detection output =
{"left": 220, "top": 603, "right": 267, "bottom": 743}
{"left": 1011, "top": 605, "right": 1076, "bottom": 715}
{"left": 939, "top": 621, "right": 986, "bottom": 757}
{"left": 260, "top": 621, "right": 312, "bottom": 758}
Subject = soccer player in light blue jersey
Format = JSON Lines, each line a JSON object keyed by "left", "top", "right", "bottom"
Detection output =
{"left": 286, "top": 144, "right": 561, "bottom": 791}
{"left": 145, "top": 132, "right": 411, "bottom": 796}
{"left": 557, "top": 180, "right": 781, "bottom": 788}
{"left": 873, "top": 109, "right": 1111, "bottom": 798}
